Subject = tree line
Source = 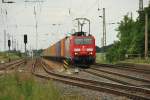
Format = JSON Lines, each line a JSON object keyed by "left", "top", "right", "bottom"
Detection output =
{"left": 106, "top": 5, "right": 150, "bottom": 62}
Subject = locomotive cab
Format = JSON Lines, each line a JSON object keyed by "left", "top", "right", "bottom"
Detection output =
{"left": 42, "top": 18, "right": 96, "bottom": 67}
{"left": 70, "top": 32, "right": 96, "bottom": 64}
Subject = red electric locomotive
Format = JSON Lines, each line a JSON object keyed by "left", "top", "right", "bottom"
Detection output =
{"left": 42, "top": 18, "right": 96, "bottom": 65}
{"left": 66, "top": 32, "right": 96, "bottom": 64}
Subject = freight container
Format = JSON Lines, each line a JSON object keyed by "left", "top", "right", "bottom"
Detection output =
{"left": 65, "top": 37, "right": 70, "bottom": 58}
{"left": 48, "top": 47, "right": 51, "bottom": 56}
{"left": 50, "top": 44, "right": 56, "bottom": 56}
{"left": 55, "top": 41, "right": 61, "bottom": 57}
{"left": 61, "top": 38, "right": 65, "bottom": 57}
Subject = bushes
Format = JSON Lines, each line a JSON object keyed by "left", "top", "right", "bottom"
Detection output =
{"left": 106, "top": 6, "right": 150, "bottom": 63}
{"left": 106, "top": 42, "right": 126, "bottom": 63}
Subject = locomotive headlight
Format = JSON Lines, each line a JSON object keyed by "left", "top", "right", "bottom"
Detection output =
{"left": 87, "top": 48, "right": 93, "bottom": 51}
{"left": 74, "top": 48, "right": 80, "bottom": 52}
{"left": 74, "top": 52, "right": 78, "bottom": 55}
{"left": 89, "top": 52, "right": 93, "bottom": 55}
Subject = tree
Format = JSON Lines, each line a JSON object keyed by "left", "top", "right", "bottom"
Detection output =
{"left": 106, "top": 5, "right": 150, "bottom": 62}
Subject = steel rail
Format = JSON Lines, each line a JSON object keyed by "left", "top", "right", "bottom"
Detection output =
{"left": 84, "top": 69, "right": 135, "bottom": 86}
{"left": 0, "top": 59, "right": 25, "bottom": 76}
{"left": 94, "top": 63, "right": 150, "bottom": 74}
{"left": 32, "top": 59, "right": 150, "bottom": 100}
{"left": 0, "top": 59, "right": 25, "bottom": 70}
{"left": 90, "top": 66, "right": 150, "bottom": 83}
{"left": 83, "top": 66, "right": 150, "bottom": 87}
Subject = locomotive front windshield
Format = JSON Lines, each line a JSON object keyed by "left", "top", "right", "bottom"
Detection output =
{"left": 75, "top": 38, "right": 93, "bottom": 45}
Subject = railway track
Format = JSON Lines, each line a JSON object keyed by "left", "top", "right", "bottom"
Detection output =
{"left": 95, "top": 63, "right": 150, "bottom": 74}
{"left": 0, "top": 59, "right": 25, "bottom": 75}
{"left": 83, "top": 66, "right": 150, "bottom": 87}
{"left": 32, "top": 59, "right": 150, "bottom": 100}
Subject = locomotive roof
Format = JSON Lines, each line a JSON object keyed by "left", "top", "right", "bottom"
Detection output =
{"left": 72, "top": 31, "right": 93, "bottom": 36}
{"left": 72, "top": 32, "right": 86, "bottom": 36}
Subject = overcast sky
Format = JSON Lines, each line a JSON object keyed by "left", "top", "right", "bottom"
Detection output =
{"left": 0, "top": 0, "right": 149, "bottom": 51}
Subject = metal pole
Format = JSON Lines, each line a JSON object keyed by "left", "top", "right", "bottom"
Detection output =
{"left": 34, "top": 6, "right": 38, "bottom": 51}
{"left": 103, "top": 8, "right": 106, "bottom": 47}
{"left": 89, "top": 20, "right": 90, "bottom": 34}
{"left": 4, "top": 30, "right": 6, "bottom": 51}
{"left": 25, "top": 43, "right": 26, "bottom": 54}
{"left": 25, "top": 43, "right": 27, "bottom": 63}
{"left": 145, "top": 12, "right": 148, "bottom": 59}
{"left": 8, "top": 46, "right": 10, "bottom": 62}
{"left": 102, "top": 8, "right": 104, "bottom": 47}
{"left": 139, "top": 0, "right": 143, "bottom": 11}
{"left": 78, "top": 20, "right": 80, "bottom": 32}
{"left": 36, "top": 21, "right": 38, "bottom": 50}
{"left": 12, "top": 35, "right": 14, "bottom": 50}
{"left": 81, "top": 24, "right": 83, "bottom": 32}
{"left": 14, "top": 39, "right": 16, "bottom": 51}
{"left": 8, "top": 40, "right": 11, "bottom": 62}
{"left": 17, "top": 41, "right": 19, "bottom": 51}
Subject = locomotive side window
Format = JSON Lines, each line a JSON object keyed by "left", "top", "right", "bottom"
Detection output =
{"left": 75, "top": 38, "right": 93, "bottom": 45}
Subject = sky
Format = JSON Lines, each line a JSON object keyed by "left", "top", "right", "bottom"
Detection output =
{"left": 0, "top": 0, "right": 149, "bottom": 52}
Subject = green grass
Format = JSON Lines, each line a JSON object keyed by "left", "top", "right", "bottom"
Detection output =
{"left": 0, "top": 52, "right": 21, "bottom": 63}
{"left": 96, "top": 53, "right": 150, "bottom": 64}
{"left": 0, "top": 73, "right": 86, "bottom": 100}
{"left": 96, "top": 53, "right": 107, "bottom": 64}
{"left": 0, "top": 73, "right": 61, "bottom": 100}
{"left": 120, "top": 58, "right": 150, "bottom": 64}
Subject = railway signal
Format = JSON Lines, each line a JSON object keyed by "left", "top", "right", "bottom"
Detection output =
{"left": 24, "top": 34, "right": 28, "bottom": 62}
{"left": 8, "top": 39, "right": 11, "bottom": 51}
{"left": 24, "top": 34, "right": 27, "bottom": 44}
{"left": 24, "top": 34, "right": 27, "bottom": 56}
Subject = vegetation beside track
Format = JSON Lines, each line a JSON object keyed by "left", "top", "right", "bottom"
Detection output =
{"left": 0, "top": 51, "right": 23, "bottom": 63}
{"left": 106, "top": 5, "right": 150, "bottom": 63}
{"left": 119, "top": 58, "right": 150, "bottom": 64}
{"left": 0, "top": 73, "right": 85, "bottom": 100}
{"left": 96, "top": 53, "right": 107, "bottom": 64}
{"left": 96, "top": 53, "right": 150, "bottom": 64}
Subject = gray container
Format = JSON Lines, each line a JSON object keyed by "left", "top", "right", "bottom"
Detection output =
{"left": 56, "top": 41, "right": 61, "bottom": 57}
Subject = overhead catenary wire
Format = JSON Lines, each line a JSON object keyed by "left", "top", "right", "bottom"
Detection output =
{"left": 77, "top": 0, "right": 101, "bottom": 29}
{"left": 68, "top": 0, "right": 100, "bottom": 33}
